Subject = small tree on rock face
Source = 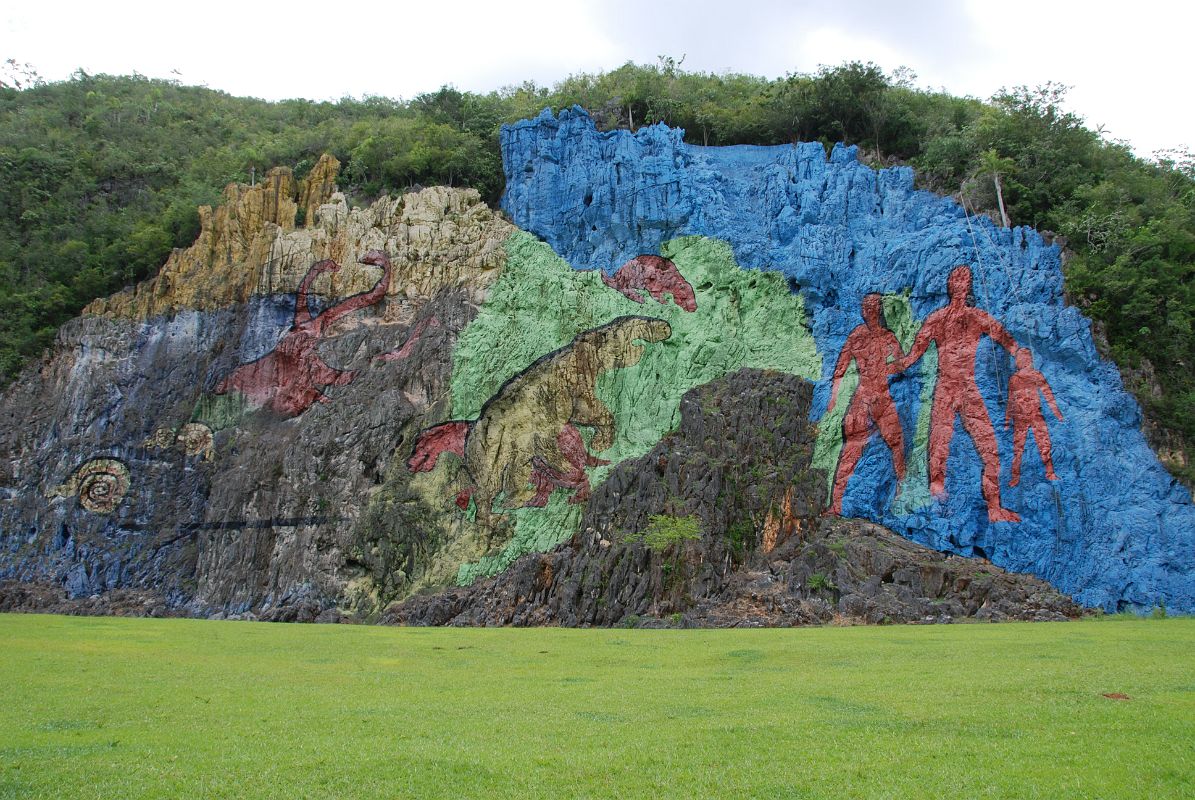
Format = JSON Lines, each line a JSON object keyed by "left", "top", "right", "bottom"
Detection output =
{"left": 978, "top": 148, "right": 1017, "bottom": 228}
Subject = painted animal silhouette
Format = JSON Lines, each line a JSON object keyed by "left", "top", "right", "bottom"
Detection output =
{"left": 215, "top": 251, "right": 392, "bottom": 416}
{"left": 408, "top": 315, "right": 672, "bottom": 519}
{"left": 602, "top": 255, "right": 697, "bottom": 312}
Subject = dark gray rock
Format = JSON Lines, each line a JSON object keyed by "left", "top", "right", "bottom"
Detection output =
{"left": 387, "top": 370, "right": 1086, "bottom": 627}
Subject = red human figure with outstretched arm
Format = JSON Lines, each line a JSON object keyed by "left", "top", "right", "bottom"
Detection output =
{"left": 896, "top": 265, "right": 1020, "bottom": 522}
{"left": 1006, "top": 347, "right": 1063, "bottom": 487}
{"left": 215, "top": 250, "right": 392, "bottom": 416}
{"left": 827, "top": 293, "right": 906, "bottom": 515}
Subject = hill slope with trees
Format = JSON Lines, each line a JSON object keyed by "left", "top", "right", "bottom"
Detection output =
{"left": 2, "top": 61, "right": 1192, "bottom": 475}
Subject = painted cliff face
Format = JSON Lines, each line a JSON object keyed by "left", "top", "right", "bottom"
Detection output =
{"left": 410, "top": 316, "right": 672, "bottom": 519}
{"left": 395, "top": 232, "right": 820, "bottom": 588}
{"left": 5, "top": 114, "right": 1193, "bottom": 617}
{"left": 214, "top": 251, "right": 393, "bottom": 417}
{"left": 500, "top": 107, "right": 1195, "bottom": 612}
{"left": 0, "top": 186, "right": 521, "bottom": 614}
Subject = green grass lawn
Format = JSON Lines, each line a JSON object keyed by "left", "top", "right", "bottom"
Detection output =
{"left": 0, "top": 615, "right": 1192, "bottom": 799}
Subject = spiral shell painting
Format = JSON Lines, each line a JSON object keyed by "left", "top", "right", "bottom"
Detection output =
{"left": 144, "top": 423, "right": 214, "bottom": 461}
{"left": 175, "top": 423, "right": 214, "bottom": 460}
{"left": 53, "top": 458, "right": 131, "bottom": 514}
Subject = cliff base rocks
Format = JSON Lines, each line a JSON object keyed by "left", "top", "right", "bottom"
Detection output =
{"left": 387, "top": 370, "right": 1086, "bottom": 627}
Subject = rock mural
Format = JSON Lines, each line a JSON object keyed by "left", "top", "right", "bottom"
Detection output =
{"left": 0, "top": 107, "right": 1192, "bottom": 620}
{"left": 214, "top": 251, "right": 392, "bottom": 416}
{"left": 409, "top": 316, "right": 672, "bottom": 518}
{"left": 501, "top": 107, "right": 1195, "bottom": 612}
{"left": 599, "top": 255, "right": 697, "bottom": 312}
{"left": 49, "top": 458, "right": 131, "bottom": 515}
{"left": 0, "top": 166, "right": 517, "bottom": 615}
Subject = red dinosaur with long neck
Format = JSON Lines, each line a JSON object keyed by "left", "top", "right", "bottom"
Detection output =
{"left": 215, "top": 250, "right": 392, "bottom": 416}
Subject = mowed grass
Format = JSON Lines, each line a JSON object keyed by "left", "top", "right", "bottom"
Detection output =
{"left": 0, "top": 615, "right": 1192, "bottom": 799}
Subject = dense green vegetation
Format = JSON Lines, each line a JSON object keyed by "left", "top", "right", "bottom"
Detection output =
{"left": 2, "top": 61, "right": 1193, "bottom": 470}
{"left": 1, "top": 613, "right": 1191, "bottom": 798}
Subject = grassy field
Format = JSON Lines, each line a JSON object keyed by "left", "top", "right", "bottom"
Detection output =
{"left": 0, "top": 615, "right": 1192, "bottom": 799}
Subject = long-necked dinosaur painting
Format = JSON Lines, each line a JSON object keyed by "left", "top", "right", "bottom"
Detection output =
{"left": 214, "top": 250, "right": 392, "bottom": 416}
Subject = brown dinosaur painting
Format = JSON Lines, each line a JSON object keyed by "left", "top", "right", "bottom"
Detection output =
{"left": 409, "top": 315, "right": 672, "bottom": 518}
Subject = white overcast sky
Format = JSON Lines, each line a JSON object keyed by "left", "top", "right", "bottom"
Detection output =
{"left": 3, "top": 0, "right": 1190, "bottom": 157}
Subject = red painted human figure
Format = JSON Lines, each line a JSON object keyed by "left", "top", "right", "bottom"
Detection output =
{"left": 827, "top": 293, "right": 906, "bottom": 515}
{"left": 896, "top": 265, "right": 1020, "bottom": 523}
{"left": 1006, "top": 347, "right": 1063, "bottom": 487}
{"left": 215, "top": 250, "right": 392, "bottom": 416}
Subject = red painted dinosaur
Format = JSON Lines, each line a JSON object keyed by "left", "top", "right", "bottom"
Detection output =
{"left": 602, "top": 255, "right": 697, "bottom": 312}
{"left": 215, "top": 250, "right": 392, "bottom": 416}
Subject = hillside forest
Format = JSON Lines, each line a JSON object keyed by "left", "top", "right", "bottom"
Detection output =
{"left": 2, "top": 60, "right": 1193, "bottom": 478}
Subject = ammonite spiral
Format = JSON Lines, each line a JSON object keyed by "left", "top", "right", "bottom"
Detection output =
{"left": 144, "top": 428, "right": 175, "bottom": 449}
{"left": 176, "top": 423, "right": 214, "bottom": 460}
{"left": 70, "top": 458, "right": 131, "bottom": 514}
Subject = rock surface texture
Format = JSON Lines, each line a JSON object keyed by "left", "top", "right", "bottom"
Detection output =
{"left": 0, "top": 165, "right": 515, "bottom": 617}
{"left": 388, "top": 371, "right": 1083, "bottom": 626}
{"left": 500, "top": 108, "right": 1195, "bottom": 612}
{"left": 2, "top": 109, "right": 1190, "bottom": 621}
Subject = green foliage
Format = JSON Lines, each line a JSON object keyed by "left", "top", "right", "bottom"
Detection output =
{"left": 4, "top": 64, "right": 1195, "bottom": 471}
{"left": 808, "top": 572, "right": 837, "bottom": 592}
{"left": 725, "top": 519, "right": 754, "bottom": 558}
{"left": 630, "top": 514, "right": 702, "bottom": 552}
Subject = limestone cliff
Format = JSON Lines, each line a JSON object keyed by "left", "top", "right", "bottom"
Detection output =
{"left": 1, "top": 165, "right": 515, "bottom": 617}
{"left": 2, "top": 115, "right": 1192, "bottom": 622}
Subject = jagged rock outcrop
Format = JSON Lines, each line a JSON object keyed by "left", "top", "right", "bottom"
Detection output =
{"left": 387, "top": 371, "right": 1083, "bottom": 626}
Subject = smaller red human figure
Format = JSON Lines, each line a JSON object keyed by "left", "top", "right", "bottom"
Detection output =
{"left": 1006, "top": 347, "right": 1064, "bottom": 487}
{"left": 215, "top": 250, "right": 392, "bottom": 416}
{"left": 826, "top": 293, "right": 906, "bottom": 516}
{"left": 602, "top": 255, "right": 697, "bottom": 312}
